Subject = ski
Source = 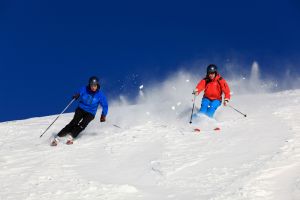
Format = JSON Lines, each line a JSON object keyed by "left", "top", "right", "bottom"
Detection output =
{"left": 66, "top": 140, "right": 73, "bottom": 145}
{"left": 194, "top": 127, "right": 221, "bottom": 133}
{"left": 66, "top": 135, "right": 74, "bottom": 145}
{"left": 50, "top": 136, "right": 74, "bottom": 146}
{"left": 50, "top": 138, "right": 59, "bottom": 146}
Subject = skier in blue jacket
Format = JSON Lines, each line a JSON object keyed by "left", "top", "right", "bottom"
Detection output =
{"left": 51, "top": 76, "right": 108, "bottom": 145}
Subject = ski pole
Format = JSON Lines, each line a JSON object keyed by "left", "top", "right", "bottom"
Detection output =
{"left": 112, "top": 124, "right": 122, "bottom": 129}
{"left": 105, "top": 121, "right": 122, "bottom": 129}
{"left": 228, "top": 105, "right": 247, "bottom": 117}
{"left": 189, "top": 93, "right": 197, "bottom": 124}
{"left": 40, "top": 98, "right": 76, "bottom": 138}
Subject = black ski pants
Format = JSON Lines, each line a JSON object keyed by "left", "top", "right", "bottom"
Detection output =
{"left": 57, "top": 107, "right": 95, "bottom": 138}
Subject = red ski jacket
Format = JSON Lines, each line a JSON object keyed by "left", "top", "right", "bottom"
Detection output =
{"left": 196, "top": 74, "right": 230, "bottom": 101}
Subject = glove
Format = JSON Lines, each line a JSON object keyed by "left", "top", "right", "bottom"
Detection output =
{"left": 100, "top": 115, "right": 106, "bottom": 122}
{"left": 223, "top": 99, "right": 229, "bottom": 106}
{"left": 72, "top": 93, "right": 80, "bottom": 100}
{"left": 192, "top": 88, "right": 199, "bottom": 96}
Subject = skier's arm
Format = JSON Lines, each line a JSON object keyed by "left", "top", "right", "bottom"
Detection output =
{"left": 99, "top": 94, "right": 108, "bottom": 117}
{"left": 194, "top": 79, "right": 206, "bottom": 95}
{"left": 220, "top": 79, "right": 231, "bottom": 102}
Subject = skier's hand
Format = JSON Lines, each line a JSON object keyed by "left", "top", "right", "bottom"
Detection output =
{"left": 72, "top": 93, "right": 80, "bottom": 100}
{"left": 223, "top": 99, "right": 229, "bottom": 106}
{"left": 192, "top": 88, "right": 199, "bottom": 96}
{"left": 100, "top": 115, "right": 106, "bottom": 122}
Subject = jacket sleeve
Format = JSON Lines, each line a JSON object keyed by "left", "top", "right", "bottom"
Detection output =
{"left": 219, "top": 79, "right": 231, "bottom": 100}
{"left": 99, "top": 94, "right": 108, "bottom": 116}
{"left": 195, "top": 79, "right": 206, "bottom": 93}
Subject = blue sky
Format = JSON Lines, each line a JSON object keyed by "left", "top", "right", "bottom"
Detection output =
{"left": 0, "top": 0, "right": 300, "bottom": 122}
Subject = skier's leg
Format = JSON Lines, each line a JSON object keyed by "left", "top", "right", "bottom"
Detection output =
{"left": 206, "top": 99, "right": 221, "bottom": 118}
{"left": 199, "top": 98, "right": 211, "bottom": 115}
{"left": 57, "top": 108, "right": 84, "bottom": 137}
{"left": 70, "top": 112, "right": 95, "bottom": 138}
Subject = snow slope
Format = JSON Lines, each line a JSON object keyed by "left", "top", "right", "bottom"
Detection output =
{"left": 1, "top": 72, "right": 300, "bottom": 200}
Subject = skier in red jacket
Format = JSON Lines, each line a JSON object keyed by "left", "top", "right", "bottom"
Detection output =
{"left": 193, "top": 64, "right": 231, "bottom": 118}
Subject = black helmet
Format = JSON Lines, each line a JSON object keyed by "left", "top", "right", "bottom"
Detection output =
{"left": 207, "top": 64, "right": 218, "bottom": 74}
{"left": 89, "top": 76, "right": 99, "bottom": 86}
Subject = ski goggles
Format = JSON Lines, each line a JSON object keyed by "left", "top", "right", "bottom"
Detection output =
{"left": 89, "top": 83, "right": 98, "bottom": 87}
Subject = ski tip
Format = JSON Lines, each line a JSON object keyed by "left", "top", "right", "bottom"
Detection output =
{"left": 194, "top": 128, "right": 201, "bottom": 132}
{"left": 50, "top": 142, "right": 58, "bottom": 146}
{"left": 66, "top": 140, "right": 74, "bottom": 145}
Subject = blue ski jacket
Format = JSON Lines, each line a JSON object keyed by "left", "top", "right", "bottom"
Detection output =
{"left": 77, "top": 86, "right": 108, "bottom": 116}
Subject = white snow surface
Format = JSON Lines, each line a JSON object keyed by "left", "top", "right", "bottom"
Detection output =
{"left": 1, "top": 72, "right": 300, "bottom": 200}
